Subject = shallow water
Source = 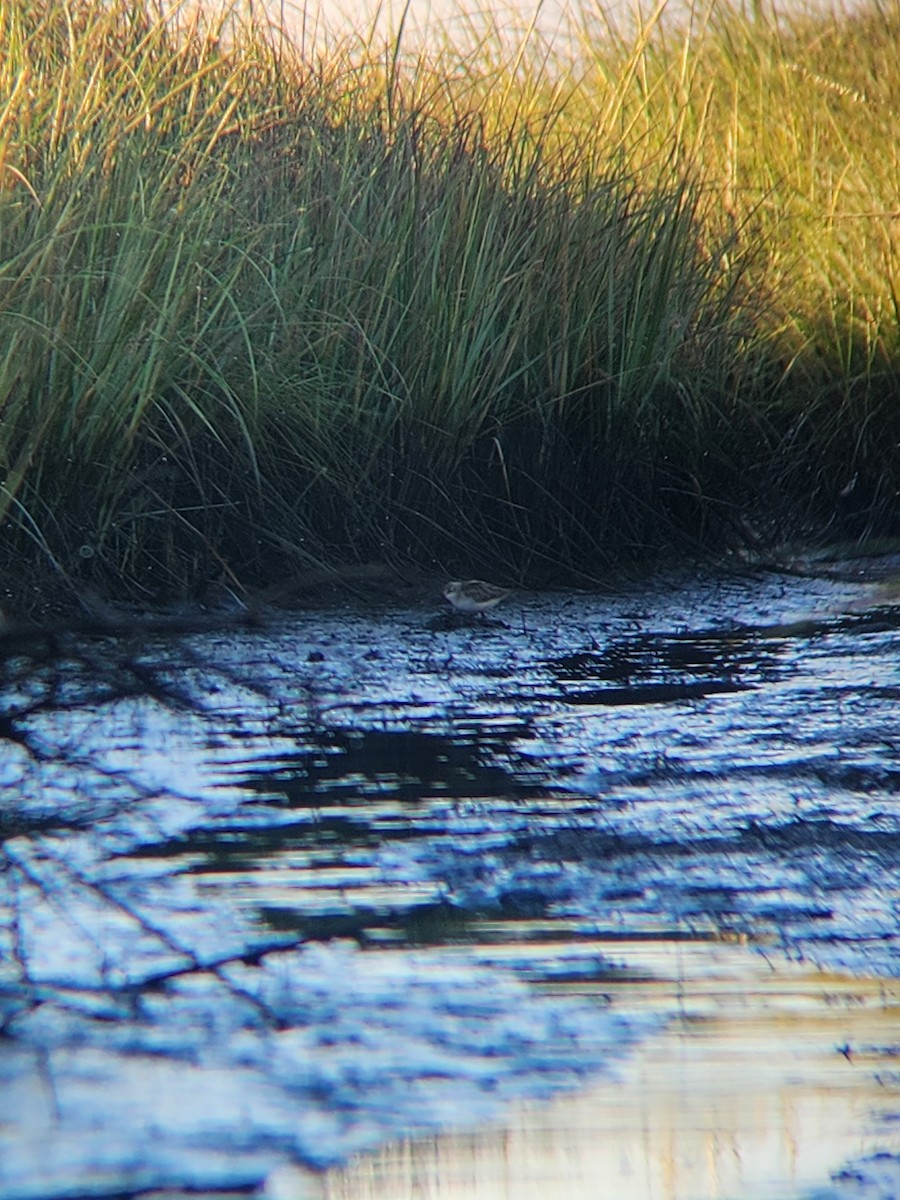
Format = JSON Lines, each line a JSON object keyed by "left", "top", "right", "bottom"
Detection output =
{"left": 321, "top": 948, "right": 899, "bottom": 1200}
{"left": 1, "top": 564, "right": 898, "bottom": 1199}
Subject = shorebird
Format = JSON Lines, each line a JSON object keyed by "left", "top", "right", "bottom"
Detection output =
{"left": 442, "top": 579, "right": 511, "bottom": 614}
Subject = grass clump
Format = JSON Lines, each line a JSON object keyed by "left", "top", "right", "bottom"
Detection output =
{"left": 582, "top": 0, "right": 900, "bottom": 531}
{"left": 0, "top": 0, "right": 896, "bottom": 611}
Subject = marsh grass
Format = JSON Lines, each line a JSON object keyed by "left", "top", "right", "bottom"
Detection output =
{"left": 0, "top": 0, "right": 897, "bottom": 609}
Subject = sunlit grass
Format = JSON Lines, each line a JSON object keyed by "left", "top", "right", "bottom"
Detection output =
{"left": 0, "top": 0, "right": 896, "bottom": 609}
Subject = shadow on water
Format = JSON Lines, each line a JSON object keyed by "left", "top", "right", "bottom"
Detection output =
{"left": 1, "top": 568, "right": 899, "bottom": 1199}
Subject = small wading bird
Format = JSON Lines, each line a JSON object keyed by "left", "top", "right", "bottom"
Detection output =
{"left": 443, "top": 579, "right": 511, "bottom": 614}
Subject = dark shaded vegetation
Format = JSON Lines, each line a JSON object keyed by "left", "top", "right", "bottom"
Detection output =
{"left": 0, "top": 0, "right": 898, "bottom": 616}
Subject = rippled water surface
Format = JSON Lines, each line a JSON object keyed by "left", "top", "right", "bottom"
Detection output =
{"left": 1, "top": 565, "right": 898, "bottom": 1199}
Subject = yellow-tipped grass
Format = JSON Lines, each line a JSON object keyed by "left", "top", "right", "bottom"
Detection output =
{"left": 0, "top": 0, "right": 896, "bottom": 607}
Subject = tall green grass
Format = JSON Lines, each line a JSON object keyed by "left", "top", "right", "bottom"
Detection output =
{"left": 575, "top": 0, "right": 900, "bottom": 529}
{"left": 0, "top": 0, "right": 896, "bottom": 609}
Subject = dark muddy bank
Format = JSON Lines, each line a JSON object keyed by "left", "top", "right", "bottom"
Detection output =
{"left": 1, "top": 563, "right": 898, "bottom": 1199}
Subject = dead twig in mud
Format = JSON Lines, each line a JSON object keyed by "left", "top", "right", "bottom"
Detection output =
{"left": 0, "top": 604, "right": 273, "bottom": 736}
{"left": 0, "top": 607, "right": 268, "bottom": 662}
{"left": 0, "top": 559, "right": 416, "bottom": 664}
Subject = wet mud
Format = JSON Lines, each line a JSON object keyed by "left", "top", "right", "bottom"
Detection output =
{"left": 0, "top": 564, "right": 898, "bottom": 1198}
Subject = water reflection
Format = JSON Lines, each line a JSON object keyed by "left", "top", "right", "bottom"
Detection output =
{"left": 321, "top": 946, "right": 900, "bottom": 1200}
{"left": 3, "top": 568, "right": 900, "bottom": 1198}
